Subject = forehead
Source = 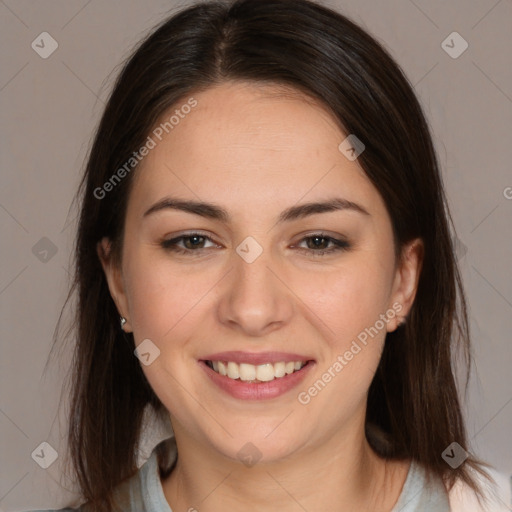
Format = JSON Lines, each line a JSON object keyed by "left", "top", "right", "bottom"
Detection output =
{"left": 128, "top": 81, "right": 383, "bottom": 219}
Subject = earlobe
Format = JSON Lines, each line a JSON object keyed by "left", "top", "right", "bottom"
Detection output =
{"left": 387, "top": 238, "right": 424, "bottom": 332}
{"left": 97, "top": 237, "right": 132, "bottom": 332}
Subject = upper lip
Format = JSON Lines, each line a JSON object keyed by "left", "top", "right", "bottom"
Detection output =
{"left": 201, "top": 351, "right": 314, "bottom": 365}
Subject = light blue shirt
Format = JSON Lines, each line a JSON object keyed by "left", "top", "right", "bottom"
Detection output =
{"left": 32, "top": 437, "right": 450, "bottom": 511}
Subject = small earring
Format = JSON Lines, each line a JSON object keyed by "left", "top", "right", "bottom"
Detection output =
{"left": 120, "top": 316, "right": 127, "bottom": 329}
{"left": 399, "top": 317, "right": 406, "bottom": 326}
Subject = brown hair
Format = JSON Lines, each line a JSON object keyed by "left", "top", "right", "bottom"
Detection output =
{"left": 52, "top": 0, "right": 492, "bottom": 509}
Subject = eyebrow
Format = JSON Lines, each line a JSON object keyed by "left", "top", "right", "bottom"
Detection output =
{"left": 143, "top": 196, "right": 370, "bottom": 223}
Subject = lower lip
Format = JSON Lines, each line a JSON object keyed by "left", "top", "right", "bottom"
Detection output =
{"left": 199, "top": 360, "right": 314, "bottom": 400}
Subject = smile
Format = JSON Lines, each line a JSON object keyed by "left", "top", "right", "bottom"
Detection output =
{"left": 199, "top": 352, "right": 315, "bottom": 400}
{"left": 205, "top": 360, "right": 308, "bottom": 382}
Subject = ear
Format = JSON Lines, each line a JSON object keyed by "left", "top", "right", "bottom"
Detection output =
{"left": 97, "top": 237, "right": 132, "bottom": 332}
{"left": 386, "top": 238, "right": 424, "bottom": 332}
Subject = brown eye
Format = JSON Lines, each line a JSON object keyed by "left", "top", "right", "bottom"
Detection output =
{"left": 161, "top": 233, "right": 218, "bottom": 254}
{"left": 296, "top": 234, "right": 351, "bottom": 256}
{"left": 306, "top": 236, "right": 330, "bottom": 250}
{"left": 182, "top": 235, "right": 207, "bottom": 249}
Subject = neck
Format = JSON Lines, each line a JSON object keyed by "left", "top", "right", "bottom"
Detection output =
{"left": 161, "top": 421, "right": 409, "bottom": 511}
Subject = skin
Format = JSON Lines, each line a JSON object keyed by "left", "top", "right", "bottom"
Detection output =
{"left": 99, "top": 81, "right": 423, "bottom": 511}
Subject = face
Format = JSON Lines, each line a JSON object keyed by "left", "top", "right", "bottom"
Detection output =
{"left": 99, "top": 81, "right": 422, "bottom": 464}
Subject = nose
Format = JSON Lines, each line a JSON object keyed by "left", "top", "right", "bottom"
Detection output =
{"left": 216, "top": 245, "right": 294, "bottom": 337}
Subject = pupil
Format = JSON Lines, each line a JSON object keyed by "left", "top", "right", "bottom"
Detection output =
{"left": 310, "top": 236, "right": 327, "bottom": 249}
{"left": 186, "top": 236, "right": 203, "bottom": 249}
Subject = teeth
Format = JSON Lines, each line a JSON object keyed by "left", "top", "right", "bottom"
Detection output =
{"left": 274, "top": 361, "right": 286, "bottom": 378}
{"left": 218, "top": 361, "right": 227, "bottom": 376}
{"left": 239, "top": 363, "right": 256, "bottom": 381}
{"left": 256, "top": 363, "right": 275, "bottom": 382}
{"left": 227, "top": 361, "right": 239, "bottom": 379}
{"left": 208, "top": 360, "right": 307, "bottom": 381}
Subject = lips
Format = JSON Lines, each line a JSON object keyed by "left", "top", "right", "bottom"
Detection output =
{"left": 199, "top": 351, "right": 315, "bottom": 400}
{"left": 201, "top": 351, "right": 314, "bottom": 365}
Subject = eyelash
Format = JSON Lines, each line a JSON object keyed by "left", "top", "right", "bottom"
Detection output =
{"left": 160, "top": 232, "right": 351, "bottom": 257}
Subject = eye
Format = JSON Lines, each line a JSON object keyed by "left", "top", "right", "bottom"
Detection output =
{"left": 160, "top": 232, "right": 351, "bottom": 257}
{"left": 160, "top": 232, "right": 219, "bottom": 254}
{"left": 294, "top": 234, "right": 351, "bottom": 256}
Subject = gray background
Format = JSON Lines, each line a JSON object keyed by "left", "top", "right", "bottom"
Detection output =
{"left": 1, "top": 0, "right": 511, "bottom": 510}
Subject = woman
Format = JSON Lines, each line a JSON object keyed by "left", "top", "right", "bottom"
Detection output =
{"left": 32, "top": 0, "right": 504, "bottom": 510}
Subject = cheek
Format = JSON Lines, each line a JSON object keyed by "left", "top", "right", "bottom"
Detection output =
{"left": 123, "top": 252, "right": 209, "bottom": 417}
{"left": 127, "top": 269, "right": 174, "bottom": 338}
{"left": 294, "top": 255, "right": 393, "bottom": 409}
{"left": 299, "top": 255, "right": 394, "bottom": 345}
{"left": 124, "top": 248, "right": 208, "bottom": 340}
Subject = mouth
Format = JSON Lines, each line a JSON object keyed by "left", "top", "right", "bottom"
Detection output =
{"left": 203, "top": 359, "right": 311, "bottom": 383}
{"left": 198, "top": 351, "right": 315, "bottom": 400}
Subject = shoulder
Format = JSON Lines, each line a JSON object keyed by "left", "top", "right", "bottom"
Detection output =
{"left": 24, "top": 465, "right": 144, "bottom": 512}
{"left": 391, "top": 459, "right": 451, "bottom": 511}
{"left": 448, "top": 467, "right": 511, "bottom": 512}
{"left": 25, "top": 509, "right": 80, "bottom": 512}
{"left": 24, "top": 438, "right": 175, "bottom": 512}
